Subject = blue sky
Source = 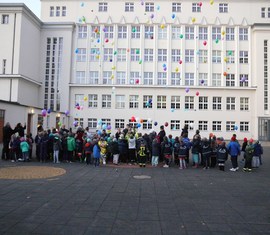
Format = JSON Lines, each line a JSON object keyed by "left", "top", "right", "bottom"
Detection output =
{"left": 4, "top": 0, "right": 41, "bottom": 17}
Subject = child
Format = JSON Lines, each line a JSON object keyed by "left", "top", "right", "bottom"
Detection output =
{"left": 243, "top": 139, "right": 254, "bottom": 172}
{"left": 84, "top": 138, "right": 93, "bottom": 165}
{"left": 201, "top": 137, "right": 212, "bottom": 170}
{"left": 191, "top": 135, "right": 201, "bottom": 168}
{"left": 173, "top": 137, "right": 180, "bottom": 166}
{"left": 137, "top": 139, "right": 148, "bottom": 167}
{"left": 111, "top": 138, "right": 120, "bottom": 165}
{"left": 93, "top": 139, "right": 101, "bottom": 167}
{"left": 216, "top": 141, "right": 228, "bottom": 171}
{"left": 178, "top": 138, "right": 189, "bottom": 169}
{"left": 98, "top": 137, "right": 108, "bottom": 165}
{"left": 227, "top": 136, "right": 241, "bottom": 171}
{"left": 9, "top": 134, "right": 17, "bottom": 162}
{"left": 20, "top": 137, "right": 29, "bottom": 162}
{"left": 252, "top": 140, "right": 263, "bottom": 168}
{"left": 128, "top": 134, "right": 137, "bottom": 164}
{"left": 161, "top": 136, "right": 173, "bottom": 168}
{"left": 53, "top": 135, "right": 62, "bottom": 163}
{"left": 67, "top": 133, "right": 76, "bottom": 163}
{"left": 151, "top": 137, "right": 160, "bottom": 167}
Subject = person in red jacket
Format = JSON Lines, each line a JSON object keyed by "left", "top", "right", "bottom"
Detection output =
{"left": 84, "top": 139, "right": 93, "bottom": 165}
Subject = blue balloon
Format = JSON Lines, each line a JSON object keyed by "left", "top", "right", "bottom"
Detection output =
{"left": 154, "top": 121, "right": 158, "bottom": 126}
{"left": 137, "top": 123, "right": 141, "bottom": 128}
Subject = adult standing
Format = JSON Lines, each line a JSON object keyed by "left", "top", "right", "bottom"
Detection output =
{"left": 14, "top": 123, "right": 26, "bottom": 137}
{"left": 2, "top": 122, "right": 14, "bottom": 160}
{"left": 227, "top": 136, "right": 241, "bottom": 171}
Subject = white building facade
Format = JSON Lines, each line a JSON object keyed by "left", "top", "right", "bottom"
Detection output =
{"left": 0, "top": 0, "right": 270, "bottom": 141}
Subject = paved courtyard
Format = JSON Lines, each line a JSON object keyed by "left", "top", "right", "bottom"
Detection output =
{"left": 0, "top": 148, "right": 270, "bottom": 235}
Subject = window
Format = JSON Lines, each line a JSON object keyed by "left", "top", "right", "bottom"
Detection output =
{"left": 199, "top": 27, "right": 208, "bottom": 40}
{"left": 88, "top": 118, "right": 97, "bottom": 129}
{"left": 239, "top": 51, "right": 249, "bottom": 64}
{"left": 76, "top": 48, "right": 86, "bottom": 62}
{"left": 129, "top": 119, "right": 138, "bottom": 128}
{"left": 212, "top": 27, "right": 221, "bottom": 40}
{"left": 192, "top": 3, "right": 201, "bottom": 12}
{"left": 50, "top": 7, "right": 54, "bottom": 17}
{"left": 171, "top": 96, "right": 181, "bottom": 109}
{"left": 226, "top": 50, "right": 235, "bottom": 63}
{"left": 75, "top": 71, "right": 86, "bottom": 84}
{"left": 158, "top": 49, "right": 167, "bottom": 62}
{"left": 172, "top": 3, "right": 181, "bottom": 12}
{"left": 2, "top": 59, "right": 6, "bottom": 74}
{"left": 103, "top": 48, "right": 113, "bottom": 61}
{"left": 199, "top": 73, "right": 208, "bottom": 86}
{"left": 185, "top": 49, "right": 194, "bottom": 63}
{"left": 226, "top": 74, "right": 235, "bottom": 87}
{"left": 198, "top": 97, "right": 208, "bottom": 110}
{"left": 91, "top": 26, "right": 101, "bottom": 39}
{"left": 102, "top": 119, "right": 111, "bottom": 127}
{"left": 99, "top": 2, "right": 108, "bottom": 12}
{"left": 62, "top": 6, "right": 66, "bottom": 16}
{"left": 131, "top": 26, "right": 140, "bottom": 39}
{"left": 143, "top": 95, "right": 153, "bottom": 108}
{"left": 88, "top": 94, "right": 98, "bottom": 108}
{"left": 171, "top": 72, "right": 181, "bottom": 85}
{"left": 185, "top": 96, "right": 194, "bottom": 110}
{"left": 118, "top": 26, "right": 127, "bottom": 39}
{"left": 1, "top": 15, "right": 9, "bottom": 25}
{"left": 144, "top": 49, "right": 154, "bottom": 62}
{"left": 130, "top": 48, "right": 140, "bottom": 62}
{"left": 226, "top": 27, "right": 234, "bottom": 41}
{"left": 171, "top": 49, "right": 181, "bottom": 62}
{"left": 116, "top": 72, "right": 126, "bottom": 85}
{"left": 185, "top": 73, "right": 194, "bottom": 86}
{"left": 157, "top": 96, "right": 167, "bottom": 109}
{"left": 185, "top": 120, "right": 194, "bottom": 130}
{"left": 104, "top": 26, "right": 114, "bottom": 38}
{"left": 212, "top": 121, "right": 222, "bottom": 131}
{"left": 114, "top": 119, "right": 124, "bottom": 129}
{"left": 89, "top": 71, "right": 99, "bottom": 84}
{"left": 103, "top": 71, "right": 112, "bottom": 84}
{"left": 240, "top": 97, "right": 249, "bottom": 111}
{"left": 219, "top": 3, "right": 228, "bottom": 13}
{"left": 56, "top": 6, "right": 60, "bottom": 17}
{"left": 129, "top": 95, "right": 139, "bottom": 108}
{"left": 212, "top": 50, "right": 221, "bottom": 63}
{"left": 102, "top": 95, "right": 111, "bottom": 108}
{"left": 157, "top": 72, "right": 167, "bottom": 85}
{"left": 145, "top": 2, "right": 154, "bottom": 12}
{"left": 117, "top": 48, "right": 126, "bottom": 62}
{"left": 130, "top": 71, "right": 140, "bottom": 84}
{"left": 172, "top": 26, "right": 181, "bottom": 39}
{"left": 116, "top": 95, "right": 125, "bottom": 109}
{"left": 239, "top": 28, "right": 248, "bottom": 41}
{"left": 199, "top": 50, "right": 208, "bottom": 63}
{"left": 185, "top": 26, "right": 195, "bottom": 40}
{"left": 240, "top": 74, "right": 249, "bottom": 87}
{"left": 158, "top": 26, "right": 167, "bottom": 39}
{"left": 142, "top": 120, "right": 152, "bottom": 130}
{"left": 145, "top": 26, "right": 154, "bottom": 39}
{"left": 171, "top": 120, "right": 180, "bottom": 130}
{"left": 74, "top": 118, "right": 84, "bottom": 128}
{"left": 226, "top": 97, "right": 236, "bottom": 110}
{"left": 268, "top": 7, "right": 270, "bottom": 18}
{"left": 240, "top": 121, "right": 249, "bottom": 132}
{"left": 226, "top": 121, "right": 236, "bottom": 131}
{"left": 125, "top": 2, "right": 134, "bottom": 12}
{"left": 213, "top": 97, "right": 222, "bottom": 110}
{"left": 75, "top": 94, "right": 84, "bottom": 106}
{"left": 198, "top": 121, "right": 208, "bottom": 131}
{"left": 212, "top": 73, "right": 221, "bottom": 86}
{"left": 143, "top": 72, "right": 153, "bottom": 85}
{"left": 90, "top": 48, "right": 100, "bottom": 61}
{"left": 261, "top": 7, "right": 265, "bottom": 18}
{"left": 78, "top": 26, "right": 87, "bottom": 38}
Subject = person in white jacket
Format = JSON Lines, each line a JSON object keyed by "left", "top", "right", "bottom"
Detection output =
{"left": 128, "top": 134, "right": 136, "bottom": 165}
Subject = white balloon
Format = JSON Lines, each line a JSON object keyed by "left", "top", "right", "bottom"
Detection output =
{"left": 135, "top": 117, "right": 140, "bottom": 122}
{"left": 189, "top": 123, "right": 194, "bottom": 128}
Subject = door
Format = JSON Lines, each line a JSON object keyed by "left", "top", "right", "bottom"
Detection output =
{"left": 27, "top": 113, "right": 33, "bottom": 135}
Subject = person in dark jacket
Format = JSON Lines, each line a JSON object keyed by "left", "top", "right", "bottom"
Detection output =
{"left": 178, "top": 138, "right": 190, "bottom": 169}
{"left": 201, "top": 137, "right": 212, "bottom": 169}
{"left": 137, "top": 138, "right": 148, "bottom": 167}
{"left": 14, "top": 123, "right": 26, "bottom": 137}
{"left": 191, "top": 136, "right": 201, "bottom": 168}
{"left": 243, "top": 139, "right": 254, "bottom": 172}
{"left": 209, "top": 134, "right": 217, "bottom": 168}
{"left": 111, "top": 138, "right": 120, "bottom": 165}
{"left": 151, "top": 137, "right": 160, "bottom": 167}
{"left": 118, "top": 134, "right": 128, "bottom": 163}
{"left": 161, "top": 136, "right": 172, "bottom": 168}
{"left": 216, "top": 141, "right": 228, "bottom": 171}
{"left": 84, "top": 138, "right": 93, "bottom": 165}
{"left": 2, "top": 122, "right": 14, "bottom": 160}
{"left": 40, "top": 131, "right": 49, "bottom": 163}
{"left": 53, "top": 136, "right": 62, "bottom": 163}
{"left": 158, "top": 126, "right": 166, "bottom": 144}
{"left": 173, "top": 136, "right": 180, "bottom": 166}
{"left": 252, "top": 140, "right": 263, "bottom": 168}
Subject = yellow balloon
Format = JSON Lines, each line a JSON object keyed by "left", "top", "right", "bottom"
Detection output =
{"left": 111, "top": 66, "right": 116, "bottom": 70}
{"left": 160, "top": 24, "right": 165, "bottom": 29}
{"left": 175, "top": 67, "right": 179, "bottom": 72}
{"left": 221, "top": 30, "right": 226, "bottom": 36}
{"left": 192, "top": 17, "right": 196, "bottom": 23}
{"left": 83, "top": 96, "right": 88, "bottom": 101}
{"left": 224, "top": 57, "right": 228, "bottom": 63}
{"left": 110, "top": 75, "right": 114, "bottom": 79}
{"left": 210, "top": 0, "right": 214, "bottom": 5}
{"left": 96, "top": 55, "right": 100, "bottom": 59}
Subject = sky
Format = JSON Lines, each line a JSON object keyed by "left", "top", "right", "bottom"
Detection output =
{"left": 4, "top": 0, "right": 41, "bottom": 17}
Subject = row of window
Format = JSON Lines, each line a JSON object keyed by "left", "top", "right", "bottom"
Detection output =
{"left": 1, "top": 15, "right": 9, "bottom": 24}
{"left": 76, "top": 48, "right": 249, "bottom": 64}
{"left": 75, "top": 118, "right": 249, "bottom": 133}
{"left": 77, "top": 25, "right": 249, "bottom": 41}
{"left": 49, "top": 6, "right": 66, "bottom": 17}
{"left": 74, "top": 71, "right": 249, "bottom": 87}
{"left": 261, "top": 7, "right": 270, "bottom": 18}
{"left": 74, "top": 94, "right": 250, "bottom": 111}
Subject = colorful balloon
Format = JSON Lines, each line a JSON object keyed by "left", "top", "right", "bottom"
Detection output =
{"left": 196, "top": 91, "right": 200, "bottom": 96}
{"left": 185, "top": 87, "right": 190, "bottom": 93}
{"left": 164, "top": 122, "right": 169, "bottom": 127}
{"left": 154, "top": 121, "right": 158, "bottom": 126}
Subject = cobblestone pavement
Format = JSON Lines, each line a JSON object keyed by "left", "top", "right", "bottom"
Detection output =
{"left": 0, "top": 148, "right": 269, "bottom": 235}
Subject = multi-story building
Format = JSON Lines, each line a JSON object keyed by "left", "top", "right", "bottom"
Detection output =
{"left": 0, "top": 0, "right": 270, "bottom": 141}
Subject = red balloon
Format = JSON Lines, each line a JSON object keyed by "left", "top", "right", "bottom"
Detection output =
{"left": 164, "top": 122, "right": 169, "bottom": 127}
{"left": 196, "top": 91, "right": 200, "bottom": 96}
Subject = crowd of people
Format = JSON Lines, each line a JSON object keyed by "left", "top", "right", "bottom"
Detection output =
{"left": 1, "top": 122, "right": 264, "bottom": 172}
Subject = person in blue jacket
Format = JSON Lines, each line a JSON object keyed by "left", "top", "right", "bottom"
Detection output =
{"left": 227, "top": 136, "right": 241, "bottom": 172}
